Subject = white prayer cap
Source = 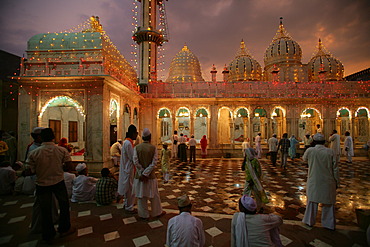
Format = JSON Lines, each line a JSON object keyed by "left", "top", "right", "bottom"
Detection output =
{"left": 177, "top": 194, "right": 191, "bottom": 207}
{"left": 32, "top": 127, "right": 45, "bottom": 134}
{"left": 142, "top": 128, "right": 151, "bottom": 138}
{"left": 240, "top": 195, "right": 257, "bottom": 212}
{"left": 75, "top": 163, "right": 87, "bottom": 172}
{"left": 313, "top": 133, "right": 325, "bottom": 141}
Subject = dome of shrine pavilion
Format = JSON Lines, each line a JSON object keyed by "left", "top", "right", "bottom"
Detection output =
{"left": 264, "top": 19, "right": 302, "bottom": 68}
{"left": 166, "top": 45, "right": 205, "bottom": 82}
{"left": 308, "top": 39, "right": 344, "bottom": 81}
{"left": 27, "top": 32, "right": 103, "bottom": 51}
{"left": 228, "top": 40, "right": 262, "bottom": 81}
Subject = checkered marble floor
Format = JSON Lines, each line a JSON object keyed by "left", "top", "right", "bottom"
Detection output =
{"left": 0, "top": 157, "right": 368, "bottom": 246}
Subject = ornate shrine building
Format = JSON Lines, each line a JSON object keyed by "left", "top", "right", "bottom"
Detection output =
{"left": 17, "top": 16, "right": 370, "bottom": 173}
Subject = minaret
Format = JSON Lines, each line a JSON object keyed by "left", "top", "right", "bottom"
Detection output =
{"left": 222, "top": 64, "right": 229, "bottom": 82}
{"left": 133, "top": 0, "right": 167, "bottom": 93}
{"left": 210, "top": 64, "right": 217, "bottom": 82}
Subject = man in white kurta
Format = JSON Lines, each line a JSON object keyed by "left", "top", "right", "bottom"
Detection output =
{"left": 241, "top": 138, "right": 250, "bottom": 157}
{"left": 302, "top": 133, "right": 340, "bottom": 230}
{"left": 231, "top": 195, "right": 283, "bottom": 247}
{"left": 268, "top": 134, "right": 278, "bottom": 166}
{"left": 255, "top": 133, "right": 262, "bottom": 159}
{"left": 71, "top": 163, "right": 97, "bottom": 203}
{"left": 329, "top": 130, "right": 341, "bottom": 164}
{"left": 343, "top": 131, "right": 354, "bottom": 163}
{"left": 171, "top": 131, "right": 179, "bottom": 159}
{"left": 118, "top": 125, "right": 138, "bottom": 213}
{"left": 132, "top": 128, "right": 164, "bottom": 219}
{"left": 166, "top": 195, "right": 205, "bottom": 247}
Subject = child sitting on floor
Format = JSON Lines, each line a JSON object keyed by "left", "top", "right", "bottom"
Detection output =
{"left": 71, "top": 163, "right": 97, "bottom": 203}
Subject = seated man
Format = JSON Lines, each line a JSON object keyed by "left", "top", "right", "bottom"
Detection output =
{"left": 0, "top": 161, "right": 16, "bottom": 195}
{"left": 231, "top": 195, "right": 283, "bottom": 247}
{"left": 166, "top": 195, "right": 205, "bottom": 247}
{"left": 63, "top": 166, "right": 76, "bottom": 198}
{"left": 95, "top": 168, "right": 118, "bottom": 205}
{"left": 71, "top": 163, "right": 97, "bottom": 203}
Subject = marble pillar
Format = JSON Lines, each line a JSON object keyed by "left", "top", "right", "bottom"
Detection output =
{"left": 18, "top": 92, "right": 37, "bottom": 160}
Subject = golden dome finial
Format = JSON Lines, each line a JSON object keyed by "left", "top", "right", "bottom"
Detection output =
{"left": 314, "top": 38, "right": 329, "bottom": 56}
{"left": 182, "top": 44, "right": 189, "bottom": 51}
{"left": 272, "top": 17, "right": 291, "bottom": 41}
{"left": 88, "top": 16, "right": 103, "bottom": 33}
{"left": 236, "top": 39, "right": 250, "bottom": 57}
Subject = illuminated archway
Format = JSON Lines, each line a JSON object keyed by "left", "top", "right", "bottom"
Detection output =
{"left": 176, "top": 107, "right": 191, "bottom": 138}
{"left": 271, "top": 106, "right": 286, "bottom": 139}
{"left": 218, "top": 107, "right": 232, "bottom": 144}
{"left": 336, "top": 107, "right": 351, "bottom": 136}
{"left": 133, "top": 107, "right": 139, "bottom": 127}
{"left": 157, "top": 108, "right": 172, "bottom": 142}
{"left": 354, "top": 107, "right": 369, "bottom": 142}
{"left": 39, "top": 96, "right": 85, "bottom": 119}
{"left": 39, "top": 96, "right": 85, "bottom": 147}
{"left": 252, "top": 107, "right": 267, "bottom": 139}
{"left": 109, "top": 99, "right": 119, "bottom": 145}
{"left": 299, "top": 107, "right": 322, "bottom": 140}
{"left": 122, "top": 104, "right": 131, "bottom": 135}
{"left": 233, "top": 107, "right": 249, "bottom": 143}
{"left": 194, "top": 107, "right": 209, "bottom": 141}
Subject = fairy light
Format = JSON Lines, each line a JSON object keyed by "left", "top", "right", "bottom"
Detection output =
{"left": 23, "top": 16, "right": 138, "bottom": 92}
{"left": 39, "top": 96, "right": 85, "bottom": 119}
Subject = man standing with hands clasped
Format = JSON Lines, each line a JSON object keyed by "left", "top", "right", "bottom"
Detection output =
{"left": 302, "top": 133, "right": 340, "bottom": 230}
{"left": 133, "top": 128, "right": 165, "bottom": 220}
{"left": 118, "top": 125, "right": 138, "bottom": 213}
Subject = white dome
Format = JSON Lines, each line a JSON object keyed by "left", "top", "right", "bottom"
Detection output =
{"left": 264, "top": 20, "right": 302, "bottom": 68}
{"left": 308, "top": 39, "right": 344, "bottom": 81}
{"left": 229, "top": 40, "right": 262, "bottom": 81}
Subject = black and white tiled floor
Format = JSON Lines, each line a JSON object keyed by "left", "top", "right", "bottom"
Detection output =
{"left": 1, "top": 157, "right": 369, "bottom": 246}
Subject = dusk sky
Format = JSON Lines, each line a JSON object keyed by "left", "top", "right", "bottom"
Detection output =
{"left": 1, "top": 0, "right": 369, "bottom": 81}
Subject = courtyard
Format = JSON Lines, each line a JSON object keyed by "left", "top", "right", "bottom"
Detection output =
{"left": 0, "top": 156, "right": 369, "bottom": 246}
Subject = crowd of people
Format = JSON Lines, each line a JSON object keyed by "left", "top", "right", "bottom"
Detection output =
{"left": 0, "top": 125, "right": 363, "bottom": 246}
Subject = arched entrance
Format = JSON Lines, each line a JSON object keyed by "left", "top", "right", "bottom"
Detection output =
{"left": 354, "top": 107, "right": 369, "bottom": 143}
{"left": 194, "top": 108, "right": 209, "bottom": 141}
{"left": 176, "top": 107, "right": 190, "bottom": 138}
{"left": 157, "top": 108, "right": 172, "bottom": 143}
{"left": 299, "top": 108, "right": 322, "bottom": 139}
{"left": 39, "top": 96, "right": 85, "bottom": 150}
{"left": 218, "top": 107, "right": 232, "bottom": 144}
{"left": 336, "top": 107, "right": 351, "bottom": 137}
{"left": 234, "top": 107, "right": 249, "bottom": 143}
{"left": 123, "top": 104, "right": 131, "bottom": 135}
{"left": 252, "top": 108, "right": 267, "bottom": 139}
{"left": 109, "top": 99, "right": 119, "bottom": 146}
{"left": 271, "top": 106, "right": 286, "bottom": 139}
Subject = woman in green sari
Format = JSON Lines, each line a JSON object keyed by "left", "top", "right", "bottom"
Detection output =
{"left": 242, "top": 148, "right": 269, "bottom": 211}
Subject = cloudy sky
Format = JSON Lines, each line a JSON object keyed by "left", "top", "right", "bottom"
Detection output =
{"left": 1, "top": 0, "right": 369, "bottom": 81}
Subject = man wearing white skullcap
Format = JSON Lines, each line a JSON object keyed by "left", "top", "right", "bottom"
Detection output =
{"left": 118, "top": 124, "right": 138, "bottom": 213}
{"left": 71, "top": 163, "right": 97, "bottom": 203}
{"left": 166, "top": 195, "right": 205, "bottom": 247}
{"left": 231, "top": 195, "right": 283, "bottom": 247}
{"left": 302, "top": 133, "right": 340, "bottom": 230}
{"left": 132, "top": 128, "right": 165, "bottom": 219}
